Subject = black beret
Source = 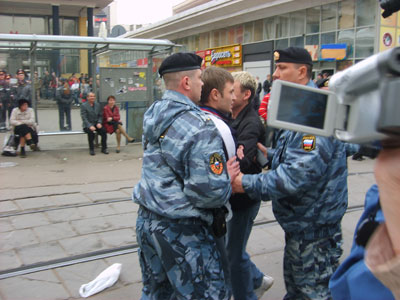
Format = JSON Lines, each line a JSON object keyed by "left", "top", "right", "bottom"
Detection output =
{"left": 16, "top": 68, "right": 25, "bottom": 75}
{"left": 159, "top": 52, "right": 202, "bottom": 77}
{"left": 0, "top": 69, "right": 6, "bottom": 75}
{"left": 274, "top": 47, "right": 313, "bottom": 66}
{"left": 18, "top": 98, "right": 29, "bottom": 107}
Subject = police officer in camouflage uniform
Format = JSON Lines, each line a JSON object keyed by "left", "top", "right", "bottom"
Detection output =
{"left": 133, "top": 52, "right": 239, "bottom": 300}
{"left": 232, "top": 47, "right": 348, "bottom": 300}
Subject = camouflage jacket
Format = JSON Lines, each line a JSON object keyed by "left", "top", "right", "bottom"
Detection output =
{"left": 133, "top": 90, "right": 232, "bottom": 224}
{"left": 243, "top": 127, "right": 348, "bottom": 235}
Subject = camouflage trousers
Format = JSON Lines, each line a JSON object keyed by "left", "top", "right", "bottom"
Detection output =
{"left": 136, "top": 206, "right": 229, "bottom": 300}
{"left": 283, "top": 228, "right": 343, "bottom": 300}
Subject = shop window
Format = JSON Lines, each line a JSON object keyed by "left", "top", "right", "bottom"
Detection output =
{"left": 306, "top": 7, "right": 320, "bottom": 34}
{"left": 275, "top": 14, "right": 289, "bottom": 38}
{"left": 276, "top": 39, "right": 288, "bottom": 50}
{"left": 199, "top": 32, "right": 210, "bottom": 49}
{"left": 338, "top": 29, "right": 355, "bottom": 58}
{"left": 355, "top": 27, "right": 375, "bottom": 58}
{"left": 220, "top": 29, "right": 227, "bottom": 46}
{"left": 306, "top": 34, "right": 319, "bottom": 45}
{"left": 290, "top": 36, "right": 304, "bottom": 48}
{"left": 62, "top": 18, "right": 77, "bottom": 36}
{"left": 31, "top": 17, "right": 46, "bottom": 34}
{"left": 290, "top": 11, "right": 305, "bottom": 36}
{"left": 321, "top": 3, "right": 337, "bottom": 32}
{"left": 228, "top": 27, "right": 235, "bottom": 45}
{"left": 244, "top": 22, "right": 253, "bottom": 44}
{"left": 263, "top": 17, "right": 275, "bottom": 40}
{"left": 254, "top": 20, "right": 263, "bottom": 42}
{"left": 338, "top": 0, "right": 355, "bottom": 29}
{"left": 13, "top": 16, "right": 30, "bottom": 34}
{"left": 356, "top": 0, "right": 376, "bottom": 27}
{"left": 0, "top": 15, "right": 13, "bottom": 33}
{"left": 212, "top": 31, "right": 220, "bottom": 47}
{"left": 336, "top": 60, "right": 354, "bottom": 71}
{"left": 321, "top": 32, "right": 336, "bottom": 44}
{"left": 235, "top": 25, "right": 243, "bottom": 44}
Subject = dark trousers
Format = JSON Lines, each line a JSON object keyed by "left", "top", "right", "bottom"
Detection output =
{"left": 58, "top": 104, "right": 71, "bottom": 130}
{"left": 84, "top": 127, "right": 107, "bottom": 150}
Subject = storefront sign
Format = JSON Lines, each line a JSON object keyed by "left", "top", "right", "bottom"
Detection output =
{"left": 305, "top": 45, "right": 319, "bottom": 61}
{"left": 204, "top": 44, "right": 242, "bottom": 67}
{"left": 320, "top": 44, "right": 347, "bottom": 61}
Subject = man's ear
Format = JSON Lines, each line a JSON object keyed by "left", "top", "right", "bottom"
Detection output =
{"left": 210, "top": 88, "right": 220, "bottom": 101}
{"left": 243, "top": 89, "right": 251, "bottom": 101}
{"left": 298, "top": 65, "right": 307, "bottom": 80}
{"left": 181, "top": 75, "right": 190, "bottom": 91}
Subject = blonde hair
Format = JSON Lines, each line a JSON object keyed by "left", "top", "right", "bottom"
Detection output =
{"left": 232, "top": 71, "right": 257, "bottom": 100}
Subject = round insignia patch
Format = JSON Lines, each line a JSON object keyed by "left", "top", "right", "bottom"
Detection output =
{"left": 274, "top": 51, "right": 280, "bottom": 61}
{"left": 209, "top": 153, "right": 224, "bottom": 175}
{"left": 302, "top": 135, "right": 316, "bottom": 152}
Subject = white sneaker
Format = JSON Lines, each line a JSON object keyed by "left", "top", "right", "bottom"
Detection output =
{"left": 254, "top": 275, "right": 274, "bottom": 299}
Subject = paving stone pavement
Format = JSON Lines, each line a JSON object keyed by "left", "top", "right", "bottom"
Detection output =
{"left": 0, "top": 132, "right": 377, "bottom": 300}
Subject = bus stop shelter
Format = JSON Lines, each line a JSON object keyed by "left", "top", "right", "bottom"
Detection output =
{"left": 0, "top": 34, "right": 177, "bottom": 140}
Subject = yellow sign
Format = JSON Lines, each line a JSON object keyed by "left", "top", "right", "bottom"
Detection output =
{"left": 204, "top": 44, "right": 242, "bottom": 68}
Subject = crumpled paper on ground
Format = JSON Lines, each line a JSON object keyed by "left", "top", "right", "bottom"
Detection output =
{"left": 79, "top": 263, "right": 122, "bottom": 298}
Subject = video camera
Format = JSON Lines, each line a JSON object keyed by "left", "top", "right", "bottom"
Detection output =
{"left": 267, "top": 47, "right": 400, "bottom": 144}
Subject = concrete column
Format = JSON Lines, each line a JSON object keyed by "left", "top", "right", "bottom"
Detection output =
{"left": 52, "top": 5, "right": 60, "bottom": 35}
{"left": 51, "top": 5, "right": 60, "bottom": 76}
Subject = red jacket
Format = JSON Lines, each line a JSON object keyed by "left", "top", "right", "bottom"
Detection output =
{"left": 102, "top": 105, "right": 120, "bottom": 134}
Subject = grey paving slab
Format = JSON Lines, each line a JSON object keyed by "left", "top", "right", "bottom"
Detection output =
{"left": 121, "top": 187, "right": 133, "bottom": 196}
{"left": 9, "top": 212, "right": 51, "bottom": 229}
{"left": 33, "top": 222, "right": 77, "bottom": 243}
{"left": 103, "top": 213, "right": 136, "bottom": 231}
{"left": 0, "top": 218, "right": 13, "bottom": 233}
{"left": 89, "top": 283, "right": 140, "bottom": 300}
{"left": 105, "top": 252, "right": 142, "bottom": 285}
{"left": 54, "top": 259, "right": 109, "bottom": 298}
{"left": 58, "top": 234, "right": 106, "bottom": 256}
{"left": 0, "top": 270, "right": 71, "bottom": 300}
{"left": 77, "top": 203, "right": 118, "bottom": 219}
{"left": 109, "top": 201, "right": 138, "bottom": 214}
{"left": 86, "top": 191, "right": 128, "bottom": 202}
{"left": 247, "top": 225, "right": 285, "bottom": 257}
{"left": 14, "top": 196, "right": 53, "bottom": 210}
{"left": 50, "top": 193, "right": 91, "bottom": 206}
{"left": 70, "top": 216, "right": 111, "bottom": 235}
{"left": 45, "top": 207, "right": 81, "bottom": 223}
{"left": 0, "top": 201, "right": 19, "bottom": 214}
{"left": 97, "top": 228, "right": 136, "bottom": 248}
{"left": 17, "top": 241, "right": 67, "bottom": 265}
{"left": 0, "top": 250, "right": 22, "bottom": 270}
{"left": 0, "top": 229, "right": 39, "bottom": 252}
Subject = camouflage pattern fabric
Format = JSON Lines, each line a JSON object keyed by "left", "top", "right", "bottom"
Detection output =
{"left": 136, "top": 207, "right": 229, "bottom": 300}
{"left": 133, "top": 90, "right": 232, "bottom": 225}
{"left": 283, "top": 230, "right": 343, "bottom": 300}
{"left": 133, "top": 90, "right": 232, "bottom": 299}
{"left": 242, "top": 129, "right": 348, "bottom": 234}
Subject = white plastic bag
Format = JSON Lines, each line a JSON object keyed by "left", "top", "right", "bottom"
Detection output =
{"left": 79, "top": 263, "right": 122, "bottom": 298}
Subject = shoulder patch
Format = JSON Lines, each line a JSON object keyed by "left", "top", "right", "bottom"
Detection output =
{"left": 302, "top": 135, "right": 316, "bottom": 151}
{"left": 209, "top": 153, "right": 224, "bottom": 175}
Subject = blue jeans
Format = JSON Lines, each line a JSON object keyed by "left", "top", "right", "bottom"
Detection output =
{"left": 226, "top": 201, "right": 264, "bottom": 300}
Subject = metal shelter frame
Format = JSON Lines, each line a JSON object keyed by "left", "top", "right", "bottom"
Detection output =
{"left": 0, "top": 34, "right": 176, "bottom": 131}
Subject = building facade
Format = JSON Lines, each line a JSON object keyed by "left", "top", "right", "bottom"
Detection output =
{"left": 124, "top": 0, "right": 400, "bottom": 79}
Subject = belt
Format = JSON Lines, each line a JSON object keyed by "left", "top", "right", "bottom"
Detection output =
{"left": 138, "top": 205, "right": 208, "bottom": 226}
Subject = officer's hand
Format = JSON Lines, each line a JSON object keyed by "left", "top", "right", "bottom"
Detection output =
{"left": 227, "top": 156, "right": 240, "bottom": 183}
{"left": 375, "top": 147, "right": 400, "bottom": 255}
{"left": 89, "top": 126, "right": 96, "bottom": 131}
{"left": 257, "top": 142, "right": 267, "bottom": 159}
{"left": 96, "top": 123, "right": 102, "bottom": 129}
{"left": 232, "top": 173, "right": 245, "bottom": 194}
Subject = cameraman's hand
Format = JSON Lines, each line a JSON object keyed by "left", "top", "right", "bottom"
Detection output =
{"left": 375, "top": 147, "right": 400, "bottom": 255}
{"left": 227, "top": 156, "right": 240, "bottom": 183}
